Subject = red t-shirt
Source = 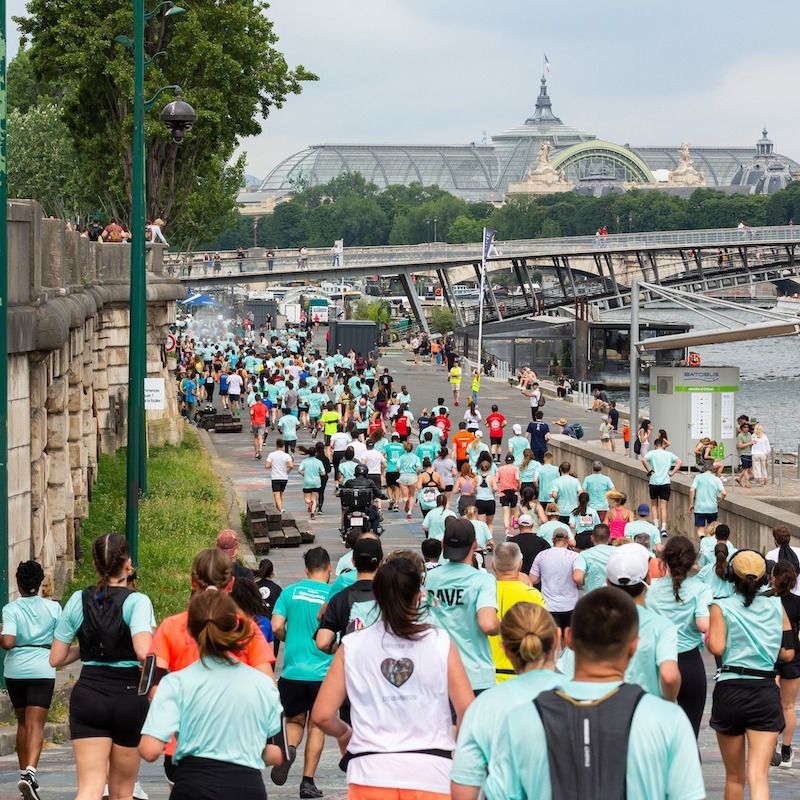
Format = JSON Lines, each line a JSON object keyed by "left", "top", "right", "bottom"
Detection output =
{"left": 250, "top": 402, "right": 267, "bottom": 426}
{"left": 434, "top": 415, "right": 451, "bottom": 438}
{"left": 486, "top": 412, "right": 506, "bottom": 438}
{"left": 395, "top": 415, "right": 409, "bottom": 436}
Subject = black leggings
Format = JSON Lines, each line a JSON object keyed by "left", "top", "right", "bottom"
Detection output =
{"left": 677, "top": 647, "right": 707, "bottom": 738}
{"left": 317, "top": 475, "right": 328, "bottom": 510}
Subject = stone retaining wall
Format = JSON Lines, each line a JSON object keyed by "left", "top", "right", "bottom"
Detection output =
{"left": 546, "top": 434, "right": 800, "bottom": 552}
{"left": 7, "top": 201, "right": 186, "bottom": 596}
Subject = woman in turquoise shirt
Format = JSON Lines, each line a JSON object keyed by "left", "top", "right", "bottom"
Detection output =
{"left": 140, "top": 591, "right": 284, "bottom": 800}
{"left": 645, "top": 535, "right": 711, "bottom": 738}
{"left": 50, "top": 534, "right": 155, "bottom": 800}
{"left": 397, "top": 442, "right": 422, "bottom": 519}
{"left": 451, "top": 603, "right": 562, "bottom": 800}
{"left": 707, "top": 549, "right": 794, "bottom": 800}
{"left": 1, "top": 561, "right": 61, "bottom": 799}
{"left": 422, "top": 494, "right": 457, "bottom": 541}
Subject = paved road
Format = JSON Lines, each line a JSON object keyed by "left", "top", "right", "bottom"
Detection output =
{"left": 2, "top": 342, "right": 795, "bottom": 799}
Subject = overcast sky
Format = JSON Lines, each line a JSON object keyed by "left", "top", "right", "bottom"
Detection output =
{"left": 8, "top": 0, "right": 800, "bottom": 181}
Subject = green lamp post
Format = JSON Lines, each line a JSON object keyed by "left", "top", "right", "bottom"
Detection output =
{"left": 0, "top": 0, "right": 9, "bottom": 609}
{"left": 121, "top": 1, "right": 195, "bottom": 565}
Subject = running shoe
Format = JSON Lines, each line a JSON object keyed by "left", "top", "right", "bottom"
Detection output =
{"left": 406, "top": 513, "right": 412, "bottom": 520}
{"left": 299, "top": 778, "right": 324, "bottom": 798}
{"left": 771, "top": 750, "right": 782, "bottom": 767}
{"left": 133, "top": 782, "right": 150, "bottom": 800}
{"left": 18, "top": 772, "right": 40, "bottom": 800}
{"left": 781, "top": 745, "right": 793, "bottom": 768}
{"left": 271, "top": 745, "right": 296, "bottom": 786}
{"left": 310, "top": 512, "right": 316, "bottom": 520}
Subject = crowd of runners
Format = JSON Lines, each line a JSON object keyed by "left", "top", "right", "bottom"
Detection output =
{"left": 3, "top": 315, "right": 800, "bottom": 800}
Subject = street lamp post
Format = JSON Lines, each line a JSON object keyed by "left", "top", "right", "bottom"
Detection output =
{"left": 434, "top": 216, "right": 437, "bottom": 243}
{"left": 253, "top": 218, "right": 258, "bottom": 248}
{"left": 0, "top": 0, "right": 9, "bottom": 609}
{"left": 628, "top": 212, "right": 633, "bottom": 234}
{"left": 120, "top": 2, "right": 195, "bottom": 565}
{"left": 426, "top": 220, "right": 430, "bottom": 244}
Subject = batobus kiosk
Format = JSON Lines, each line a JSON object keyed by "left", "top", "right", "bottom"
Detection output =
{"left": 648, "top": 366, "right": 740, "bottom": 473}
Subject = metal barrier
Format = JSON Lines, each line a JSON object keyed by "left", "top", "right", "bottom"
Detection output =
{"left": 494, "top": 359, "right": 511, "bottom": 383}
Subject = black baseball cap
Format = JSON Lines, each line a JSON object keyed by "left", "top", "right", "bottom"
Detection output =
{"left": 353, "top": 537, "right": 383, "bottom": 571}
{"left": 442, "top": 518, "right": 476, "bottom": 561}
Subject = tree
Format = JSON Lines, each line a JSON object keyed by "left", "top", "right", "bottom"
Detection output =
{"left": 447, "top": 215, "right": 483, "bottom": 244}
{"left": 353, "top": 299, "right": 392, "bottom": 324}
{"left": 8, "top": 102, "right": 91, "bottom": 218}
{"left": 430, "top": 307, "right": 456, "bottom": 335}
{"left": 16, "top": 0, "right": 316, "bottom": 231}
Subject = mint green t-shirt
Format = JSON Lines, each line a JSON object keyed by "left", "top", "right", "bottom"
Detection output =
{"left": 507, "top": 436, "right": 529, "bottom": 466}
{"left": 699, "top": 536, "right": 736, "bottom": 567}
{"left": 338, "top": 460, "right": 358, "bottom": 483}
{"left": 714, "top": 593, "right": 784, "bottom": 681}
{"left": 329, "top": 570, "right": 358, "bottom": 596}
{"left": 141, "top": 658, "right": 282, "bottom": 770}
{"left": 646, "top": 449, "right": 679, "bottom": 485}
{"left": 582, "top": 473, "right": 614, "bottom": 511}
{"left": 425, "top": 563, "right": 498, "bottom": 690}
{"left": 398, "top": 452, "right": 422, "bottom": 476}
{"left": 645, "top": 575, "right": 712, "bottom": 653}
{"left": 299, "top": 456, "right": 325, "bottom": 489}
{"left": 272, "top": 579, "right": 333, "bottom": 681}
{"left": 54, "top": 589, "right": 154, "bottom": 669}
{"left": 536, "top": 464, "right": 559, "bottom": 503}
{"left": 550, "top": 475, "right": 582, "bottom": 516}
{"left": 423, "top": 508, "right": 457, "bottom": 541}
{"left": 451, "top": 669, "right": 564, "bottom": 795}
{"left": 536, "top": 520, "right": 565, "bottom": 544}
{"left": 623, "top": 519, "right": 660, "bottom": 551}
{"left": 691, "top": 472, "right": 724, "bottom": 514}
{"left": 575, "top": 543, "right": 615, "bottom": 593}
{"left": 697, "top": 562, "right": 735, "bottom": 599}
{"left": 491, "top": 681, "right": 704, "bottom": 800}
{"left": 2, "top": 596, "right": 62, "bottom": 679}
{"left": 519, "top": 460, "right": 540, "bottom": 484}
{"left": 415, "top": 441, "right": 438, "bottom": 464}
{"left": 277, "top": 414, "right": 299, "bottom": 441}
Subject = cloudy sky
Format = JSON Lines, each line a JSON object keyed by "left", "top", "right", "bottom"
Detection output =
{"left": 8, "top": 0, "right": 800, "bottom": 181}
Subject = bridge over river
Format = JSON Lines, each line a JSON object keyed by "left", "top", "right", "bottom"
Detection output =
{"left": 180, "top": 225, "right": 800, "bottom": 332}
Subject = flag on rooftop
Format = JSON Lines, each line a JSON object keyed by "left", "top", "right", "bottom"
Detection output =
{"left": 482, "top": 228, "right": 495, "bottom": 264}
{"left": 544, "top": 53, "right": 551, "bottom": 74}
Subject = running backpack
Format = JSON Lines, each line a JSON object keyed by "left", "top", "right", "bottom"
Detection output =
{"left": 538, "top": 393, "right": 546, "bottom": 407}
{"left": 77, "top": 586, "right": 138, "bottom": 664}
{"left": 534, "top": 683, "right": 644, "bottom": 800}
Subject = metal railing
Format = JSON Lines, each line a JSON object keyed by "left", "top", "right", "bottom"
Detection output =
{"left": 173, "top": 224, "right": 800, "bottom": 279}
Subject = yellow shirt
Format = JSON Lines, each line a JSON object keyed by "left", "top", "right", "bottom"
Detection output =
{"left": 449, "top": 366, "right": 462, "bottom": 385}
{"left": 472, "top": 374, "right": 481, "bottom": 393}
{"left": 490, "top": 580, "right": 547, "bottom": 683}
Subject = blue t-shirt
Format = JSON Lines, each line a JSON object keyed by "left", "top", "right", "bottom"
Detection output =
{"left": 425, "top": 563, "right": 497, "bottom": 690}
{"left": 2, "top": 595, "right": 62, "bottom": 679}
{"left": 491, "top": 681, "right": 704, "bottom": 800}
{"left": 451, "top": 669, "right": 564, "bottom": 796}
{"left": 272, "top": 579, "right": 333, "bottom": 681}
{"left": 141, "top": 658, "right": 283, "bottom": 770}
{"left": 54, "top": 589, "right": 154, "bottom": 668}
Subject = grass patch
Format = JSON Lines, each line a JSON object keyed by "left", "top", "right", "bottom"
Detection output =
{"left": 66, "top": 428, "right": 229, "bottom": 622}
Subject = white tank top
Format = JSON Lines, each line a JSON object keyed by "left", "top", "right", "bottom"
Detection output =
{"left": 341, "top": 621, "right": 455, "bottom": 793}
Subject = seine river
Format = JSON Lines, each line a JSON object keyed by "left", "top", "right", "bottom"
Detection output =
{"left": 603, "top": 305, "right": 800, "bottom": 450}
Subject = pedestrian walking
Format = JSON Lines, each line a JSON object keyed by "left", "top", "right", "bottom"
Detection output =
{"left": 643, "top": 437, "right": 682, "bottom": 535}
{"left": 449, "top": 359, "right": 462, "bottom": 407}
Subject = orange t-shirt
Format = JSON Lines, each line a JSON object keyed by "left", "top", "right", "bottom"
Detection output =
{"left": 149, "top": 611, "right": 275, "bottom": 756}
{"left": 452, "top": 430, "right": 475, "bottom": 461}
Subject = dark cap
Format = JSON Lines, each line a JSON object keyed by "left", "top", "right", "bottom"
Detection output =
{"left": 353, "top": 537, "right": 383, "bottom": 571}
{"left": 442, "top": 518, "right": 476, "bottom": 561}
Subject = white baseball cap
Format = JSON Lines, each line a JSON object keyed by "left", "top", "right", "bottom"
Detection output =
{"left": 512, "top": 424, "right": 522, "bottom": 435}
{"left": 606, "top": 543, "right": 650, "bottom": 587}
{"left": 474, "top": 431, "right": 483, "bottom": 437}
{"left": 517, "top": 514, "right": 534, "bottom": 526}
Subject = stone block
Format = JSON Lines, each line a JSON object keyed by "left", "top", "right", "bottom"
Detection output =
{"left": 9, "top": 399, "right": 31, "bottom": 451}
{"left": 68, "top": 411, "right": 82, "bottom": 442}
{"left": 82, "top": 366, "right": 93, "bottom": 387}
{"left": 31, "top": 507, "right": 45, "bottom": 558}
{"left": 47, "top": 485, "right": 67, "bottom": 523}
{"left": 31, "top": 457, "right": 46, "bottom": 509}
{"left": 8, "top": 356, "right": 29, "bottom": 402}
{"left": 45, "top": 376, "right": 68, "bottom": 414}
{"left": 52, "top": 520, "right": 68, "bottom": 558}
{"left": 107, "top": 365, "right": 129, "bottom": 387}
{"left": 30, "top": 409, "right": 47, "bottom": 462}
{"left": 94, "top": 369, "right": 109, "bottom": 391}
{"left": 46, "top": 413, "right": 68, "bottom": 450}
{"left": 8, "top": 493, "right": 31, "bottom": 546}
{"left": 46, "top": 448, "right": 67, "bottom": 483}
{"left": 69, "top": 441, "right": 87, "bottom": 470}
{"left": 29, "top": 363, "right": 48, "bottom": 410}
{"left": 68, "top": 388, "right": 83, "bottom": 413}
{"left": 96, "top": 349, "right": 108, "bottom": 370}
{"left": 107, "top": 347, "right": 131, "bottom": 367}
{"left": 8, "top": 446, "right": 30, "bottom": 498}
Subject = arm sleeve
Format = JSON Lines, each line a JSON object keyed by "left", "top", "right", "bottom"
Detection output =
{"left": 124, "top": 593, "right": 157, "bottom": 636}
{"left": 450, "top": 701, "right": 489, "bottom": 787}
{"left": 272, "top": 589, "right": 288, "bottom": 620}
{"left": 2, "top": 604, "right": 17, "bottom": 637}
{"left": 318, "top": 593, "right": 347, "bottom": 634}
{"left": 54, "top": 591, "right": 82, "bottom": 644}
{"left": 664, "top": 706, "right": 706, "bottom": 800}
{"left": 655, "top": 622, "right": 679, "bottom": 666}
{"left": 476, "top": 574, "right": 498, "bottom": 612}
{"left": 695, "top": 586, "right": 712, "bottom": 619}
{"left": 575, "top": 554, "right": 588, "bottom": 572}
{"left": 140, "top": 674, "right": 181, "bottom": 742}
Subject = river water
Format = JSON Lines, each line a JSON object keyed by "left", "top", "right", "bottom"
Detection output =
{"left": 602, "top": 304, "right": 800, "bottom": 449}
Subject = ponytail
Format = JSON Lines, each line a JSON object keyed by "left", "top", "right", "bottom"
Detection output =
{"left": 500, "top": 603, "right": 556, "bottom": 670}
{"left": 187, "top": 590, "right": 252, "bottom": 660}
{"left": 713, "top": 542, "right": 730, "bottom": 581}
{"left": 661, "top": 535, "right": 696, "bottom": 602}
{"left": 92, "top": 534, "right": 130, "bottom": 595}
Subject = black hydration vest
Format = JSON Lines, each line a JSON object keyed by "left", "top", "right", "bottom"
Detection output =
{"left": 533, "top": 683, "right": 645, "bottom": 800}
{"left": 77, "top": 586, "right": 138, "bottom": 664}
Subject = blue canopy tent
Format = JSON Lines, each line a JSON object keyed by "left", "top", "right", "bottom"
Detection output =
{"left": 184, "top": 293, "right": 221, "bottom": 308}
